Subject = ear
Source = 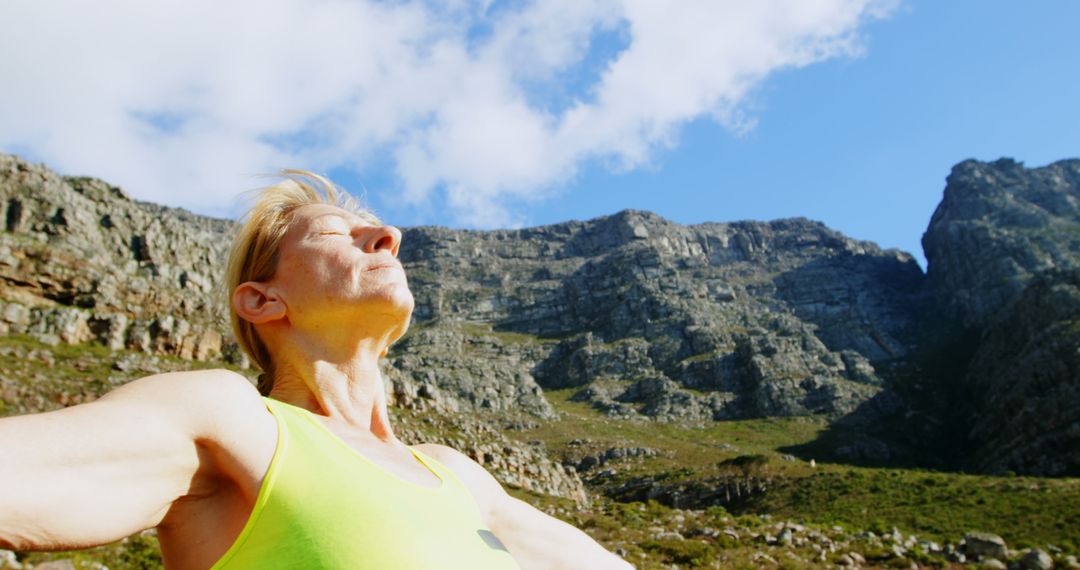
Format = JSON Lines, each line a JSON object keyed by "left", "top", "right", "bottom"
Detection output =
{"left": 232, "top": 281, "right": 287, "bottom": 324}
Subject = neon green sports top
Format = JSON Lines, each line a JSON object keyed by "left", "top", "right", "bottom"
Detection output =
{"left": 210, "top": 397, "right": 521, "bottom": 569}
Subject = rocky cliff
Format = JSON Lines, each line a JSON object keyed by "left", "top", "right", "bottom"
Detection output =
{"left": 397, "top": 211, "right": 923, "bottom": 422}
{"left": 0, "top": 154, "right": 927, "bottom": 423}
{"left": 923, "top": 158, "right": 1080, "bottom": 331}
{"left": 920, "top": 158, "right": 1080, "bottom": 475}
{"left": 0, "top": 156, "right": 234, "bottom": 361}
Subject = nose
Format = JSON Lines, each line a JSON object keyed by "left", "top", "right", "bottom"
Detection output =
{"left": 362, "top": 225, "right": 402, "bottom": 257}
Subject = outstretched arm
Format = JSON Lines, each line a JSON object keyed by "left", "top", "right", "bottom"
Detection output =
{"left": 416, "top": 444, "right": 634, "bottom": 570}
{"left": 0, "top": 369, "right": 249, "bottom": 551}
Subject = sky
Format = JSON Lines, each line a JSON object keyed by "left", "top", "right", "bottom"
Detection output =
{"left": 1, "top": 1, "right": 1077, "bottom": 269}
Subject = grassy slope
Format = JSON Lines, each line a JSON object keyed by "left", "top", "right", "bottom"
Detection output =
{"left": 519, "top": 388, "right": 1080, "bottom": 551}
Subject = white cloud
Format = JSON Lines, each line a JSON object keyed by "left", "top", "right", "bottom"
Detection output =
{"left": 0, "top": 0, "right": 895, "bottom": 224}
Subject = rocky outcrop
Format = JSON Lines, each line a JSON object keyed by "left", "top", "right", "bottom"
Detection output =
{"left": 0, "top": 155, "right": 237, "bottom": 363}
{"left": 391, "top": 409, "right": 587, "bottom": 502}
{"left": 919, "top": 158, "right": 1080, "bottom": 475}
{"left": 402, "top": 211, "right": 922, "bottom": 420}
{"left": 384, "top": 322, "right": 554, "bottom": 417}
{"left": 922, "top": 158, "right": 1080, "bottom": 331}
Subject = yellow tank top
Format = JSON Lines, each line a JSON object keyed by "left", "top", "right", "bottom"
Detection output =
{"left": 210, "top": 397, "right": 521, "bottom": 569}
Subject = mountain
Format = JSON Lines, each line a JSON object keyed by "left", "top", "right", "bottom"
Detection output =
{"left": 1, "top": 153, "right": 1077, "bottom": 478}
{"left": 920, "top": 158, "right": 1080, "bottom": 475}
{"left": 923, "top": 158, "right": 1080, "bottom": 331}
{"left": 0, "top": 156, "right": 232, "bottom": 360}
{"left": 392, "top": 211, "right": 923, "bottom": 423}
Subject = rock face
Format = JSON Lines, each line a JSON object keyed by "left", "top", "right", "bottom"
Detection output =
{"left": 0, "top": 155, "right": 235, "bottom": 362}
{"left": 921, "top": 158, "right": 1080, "bottom": 475}
{"left": 401, "top": 211, "right": 922, "bottom": 421}
{"left": 384, "top": 323, "right": 555, "bottom": 417}
{"left": 923, "top": 158, "right": 1080, "bottom": 331}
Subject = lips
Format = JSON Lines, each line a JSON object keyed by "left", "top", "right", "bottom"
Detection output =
{"left": 365, "top": 263, "right": 401, "bottom": 272}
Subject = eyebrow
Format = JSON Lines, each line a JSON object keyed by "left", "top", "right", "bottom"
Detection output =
{"left": 309, "top": 212, "right": 373, "bottom": 226}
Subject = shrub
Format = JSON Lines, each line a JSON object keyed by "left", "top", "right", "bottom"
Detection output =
{"left": 641, "top": 538, "right": 715, "bottom": 567}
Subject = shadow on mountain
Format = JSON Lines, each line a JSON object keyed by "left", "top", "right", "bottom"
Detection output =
{"left": 777, "top": 391, "right": 942, "bottom": 470}
{"left": 777, "top": 325, "right": 988, "bottom": 472}
{"left": 778, "top": 357, "right": 976, "bottom": 473}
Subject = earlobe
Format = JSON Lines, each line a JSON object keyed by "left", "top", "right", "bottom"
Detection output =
{"left": 232, "top": 282, "right": 287, "bottom": 324}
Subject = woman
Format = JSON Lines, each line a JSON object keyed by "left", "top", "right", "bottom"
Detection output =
{"left": 0, "top": 172, "right": 631, "bottom": 569}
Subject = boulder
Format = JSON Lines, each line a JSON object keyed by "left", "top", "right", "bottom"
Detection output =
{"left": 964, "top": 532, "right": 1008, "bottom": 560}
{"left": 1019, "top": 548, "right": 1055, "bottom": 570}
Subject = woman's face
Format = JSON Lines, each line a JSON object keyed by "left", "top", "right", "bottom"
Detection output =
{"left": 268, "top": 203, "right": 414, "bottom": 341}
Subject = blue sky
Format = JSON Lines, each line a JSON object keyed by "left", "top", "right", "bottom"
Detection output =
{"left": 347, "top": 1, "right": 1080, "bottom": 268}
{"left": 1, "top": 1, "right": 1077, "bottom": 269}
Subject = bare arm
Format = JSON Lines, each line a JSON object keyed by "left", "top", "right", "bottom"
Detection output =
{"left": 417, "top": 444, "right": 633, "bottom": 570}
{"left": 0, "top": 369, "right": 253, "bottom": 551}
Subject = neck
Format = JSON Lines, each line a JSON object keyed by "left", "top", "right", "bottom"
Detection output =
{"left": 266, "top": 330, "right": 396, "bottom": 440}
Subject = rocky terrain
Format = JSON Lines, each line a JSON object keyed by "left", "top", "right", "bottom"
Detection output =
{"left": 919, "top": 158, "right": 1080, "bottom": 475}
{"left": 961, "top": 268, "right": 1080, "bottom": 475}
{"left": 0, "top": 153, "right": 926, "bottom": 423}
{"left": 397, "top": 210, "right": 923, "bottom": 423}
{"left": 3, "top": 509, "right": 1076, "bottom": 570}
{"left": 922, "top": 159, "right": 1080, "bottom": 331}
{"left": 0, "top": 157, "right": 234, "bottom": 362}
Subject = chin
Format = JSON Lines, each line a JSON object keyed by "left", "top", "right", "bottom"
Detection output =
{"left": 389, "top": 285, "right": 415, "bottom": 314}
{"left": 387, "top": 301, "right": 414, "bottom": 345}
{"left": 370, "top": 287, "right": 415, "bottom": 321}
{"left": 364, "top": 278, "right": 414, "bottom": 307}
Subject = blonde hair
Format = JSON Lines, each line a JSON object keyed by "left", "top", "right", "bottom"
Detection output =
{"left": 225, "top": 170, "right": 379, "bottom": 395}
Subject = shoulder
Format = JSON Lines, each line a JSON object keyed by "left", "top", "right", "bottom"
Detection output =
{"left": 104, "top": 367, "right": 257, "bottom": 399}
{"left": 412, "top": 444, "right": 508, "bottom": 513}
{"left": 101, "top": 368, "right": 261, "bottom": 410}
{"left": 411, "top": 443, "right": 472, "bottom": 469}
{"left": 103, "top": 369, "right": 279, "bottom": 495}
{"left": 412, "top": 444, "right": 492, "bottom": 481}
{"left": 99, "top": 368, "right": 267, "bottom": 439}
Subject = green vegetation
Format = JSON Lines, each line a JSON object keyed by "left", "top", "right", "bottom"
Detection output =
{"left": 522, "top": 386, "right": 1080, "bottom": 555}
{"left": 15, "top": 531, "right": 162, "bottom": 569}
{"left": 458, "top": 321, "right": 558, "bottom": 345}
{"left": 641, "top": 537, "right": 715, "bottom": 566}
{"left": 748, "top": 468, "right": 1080, "bottom": 549}
{"left": 718, "top": 454, "right": 772, "bottom": 474}
{"left": 522, "top": 387, "right": 827, "bottom": 475}
{"left": 0, "top": 334, "right": 247, "bottom": 417}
